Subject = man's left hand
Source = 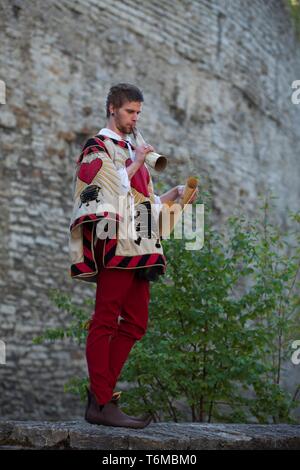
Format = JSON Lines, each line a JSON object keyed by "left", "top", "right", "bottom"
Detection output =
{"left": 177, "top": 185, "right": 199, "bottom": 203}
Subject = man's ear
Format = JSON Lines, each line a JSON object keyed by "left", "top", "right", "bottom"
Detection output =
{"left": 109, "top": 104, "right": 115, "bottom": 116}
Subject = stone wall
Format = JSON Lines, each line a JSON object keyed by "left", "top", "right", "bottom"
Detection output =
{"left": 0, "top": 0, "right": 300, "bottom": 420}
{"left": 1, "top": 419, "right": 300, "bottom": 450}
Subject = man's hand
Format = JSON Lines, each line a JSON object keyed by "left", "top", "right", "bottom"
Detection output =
{"left": 126, "top": 143, "right": 155, "bottom": 180}
{"left": 177, "top": 184, "right": 199, "bottom": 203}
{"left": 159, "top": 185, "right": 199, "bottom": 204}
{"left": 135, "top": 143, "right": 155, "bottom": 165}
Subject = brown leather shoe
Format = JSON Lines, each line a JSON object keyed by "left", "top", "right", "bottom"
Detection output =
{"left": 85, "top": 388, "right": 152, "bottom": 428}
{"left": 110, "top": 391, "right": 152, "bottom": 423}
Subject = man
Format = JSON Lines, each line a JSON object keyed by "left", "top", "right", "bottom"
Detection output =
{"left": 69, "top": 83, "right": 198, "bottom": 428}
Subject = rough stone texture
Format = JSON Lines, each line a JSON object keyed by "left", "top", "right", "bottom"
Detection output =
{"left": 0, "top": 0, "right": 300, "bottom": 421}
{"left": 0, "top": 420, "right": 300, "bottom": 450}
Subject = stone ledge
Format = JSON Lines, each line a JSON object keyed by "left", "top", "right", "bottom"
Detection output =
{"left": 0, "top": 420, "right": 300, "bottom": 450}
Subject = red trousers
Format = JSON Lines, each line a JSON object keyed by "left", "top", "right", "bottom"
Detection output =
{"left": 86, "top": 239, "right": 150, "bottom": 405}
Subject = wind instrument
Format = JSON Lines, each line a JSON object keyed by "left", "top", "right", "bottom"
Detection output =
{"left": 159, "top": 176, "right": 199, "bottom": 238}
{"left": 131, "top": 127, "right": 167, "bottom": 172}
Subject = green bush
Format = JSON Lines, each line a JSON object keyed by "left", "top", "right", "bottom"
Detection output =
{"left": 287, "top": 0, "right": 300, "bottom": 39}
{"left": 34, "top": 192, "right": 300, "bottom": 423}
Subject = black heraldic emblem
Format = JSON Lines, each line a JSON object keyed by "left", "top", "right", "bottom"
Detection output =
{"left": 79, "top": 184, "right": 102, "bottom": 208}
{"left": 134, "top": 201, "right": 161, "bottom": 249}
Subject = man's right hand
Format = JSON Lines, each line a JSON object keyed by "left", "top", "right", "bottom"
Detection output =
{"left": 126, "top": 143, "right": 155, "bottom": 180}
{"left": 135, "top": 143, "right": 155, "bottom": 165}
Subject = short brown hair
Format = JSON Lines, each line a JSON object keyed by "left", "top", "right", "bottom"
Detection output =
{"left": 106, "top": 83, "right": 144, "bottom": 118}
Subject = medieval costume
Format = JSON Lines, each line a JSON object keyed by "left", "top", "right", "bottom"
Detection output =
{"left": 69, "top": 128, "right": 166, "bottom": 283}
{"left": 69, "top": 128, "right": 167, "bottom": 410}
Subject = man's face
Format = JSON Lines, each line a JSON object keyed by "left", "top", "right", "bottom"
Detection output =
{"left": 111, "top": 100, "right": 142, "bottom": 134}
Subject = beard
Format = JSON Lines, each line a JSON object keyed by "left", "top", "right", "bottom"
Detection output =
{"left": 116, "top": 124, "right": 130, "bottom": 135}
{"left": 115, "top": 116, "right": 133, "bottom": 135}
